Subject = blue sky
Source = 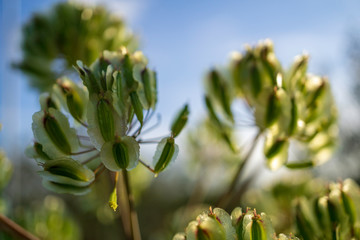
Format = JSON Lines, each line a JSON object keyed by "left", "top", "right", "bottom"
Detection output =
{"left": 1, "top": 0, "right": 360, "bottom": 159}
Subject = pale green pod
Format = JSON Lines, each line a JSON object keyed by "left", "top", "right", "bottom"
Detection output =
{"left": 171, "top": 104, "right": 190, "bottom": 138}
{"left": 39, "top": 92, "right": 60, "bottom": 111}
{"left": 132, "top": 64, "right": 157, "bottom": 110}
{"left": 294, "top": 197, "right": 320, "bottom": 240}
{"left": 153, "top": 137, "right": 179, "bottom": 174}
{"left": 32, "top": 108, "right": 79, "bottom": 158}
{"left": 112, "top": 70, "right": 129, "bottom": 118}
{"left": 53, "top": 77, "right": 88, "bottom": 123}
{"left": 75, "top": 60, "right": 100, "bottom": 94}
{"left": 87, "top": 92, "right": 126, "bottom": 150}
{"left": 185, "top": 217, "right": 226, "bottom": 240}
{"left": 39, "top": 159, "right": 94, "bottom": 195}
{"left": 264, "top": 133, "right": 289, "bottom": 170}
{"left": 121, "top": 53, "right": 136, "bottom": 89}
{"left": 277, "top": 234, "right": 300, "bottom": 240}
{"left": 100, "top": 136, "right": 139, "bottom": 171}
{"left": 172, "top": 233, "right": 186, "bottom": 240}
{"left": 25, "top": 142, "right": 52, "bottom": 163}
{"left": 130, "top": 91, "right": 144, "bottom": 125}
{"left": 42, "top": 180, "right": 91, "bottom": 196}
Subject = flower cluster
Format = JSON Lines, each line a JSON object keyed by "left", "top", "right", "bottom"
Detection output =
{"left": 173, "top": 207, "right": 299, "bottom": 240}
{"left": 27, "top": 48, "right": 189, "bottom": 198}
{"left": 205, "top": 40, "right": 337, "bottom": 170}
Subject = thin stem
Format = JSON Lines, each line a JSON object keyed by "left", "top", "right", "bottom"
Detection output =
{"left": 139, "top": 159, "right": 155, "bottom": 173}
{"left": 82, "top": 153, "right": 100, "bottom": 165}
{"left": 123, "top": 170, "right": 142, "bottom": 240}
{"left": 76, "top": 119, "right": 88, "bottom": 128}
{"left": 71, "top": 148, "right": 97, "bottom": 155}
{"left": 216, "top": 131, "right": 262, "bottom": 208}
{"left": 139, "top": 114, "right": 161, "bottom": 135}
{"left": 137, "top": 135, "right": 169, "bottom": 142}
{"left": 138, "top": 141, "right": 159, "bottom": 144}
{"left": 77, "top": 135, "right": 91, "bottom": 141}
{"left": 0, "top": 214, "right": 40, "bottom": 240}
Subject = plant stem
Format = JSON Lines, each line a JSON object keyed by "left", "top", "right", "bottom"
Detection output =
{"left": 216, "top": 131, "right": 262, "bottom": 208}
{"left": 123, "top": 170, "right": 142, "bottom": 240}
{"left": 0, "top": 214, "right": 39, "bottom": 240}
{"left": 139, "top": 159, "right": 155, "bottom": 173}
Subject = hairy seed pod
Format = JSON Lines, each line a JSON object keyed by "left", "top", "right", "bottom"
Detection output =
{"left": 97, "top": 98, "right": 115, "bottom": 142}
{"left": 43, "top": 113, "right": 71, "bottom": 154}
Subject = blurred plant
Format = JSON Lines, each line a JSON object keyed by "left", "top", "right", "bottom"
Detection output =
{"left": 14, "top": 2, "right": 137, "bottom": 92}
{"left": 26, "top": 47, "right": 188, "bottom": 239}
{"left": 173, "top": 207, "right": 299, "bottom": 240}
{"left": 295, "top": 178, "right": 360, "bottom": 240}
{"left": 202, "top": 40, "right": 338, "bottom": 207}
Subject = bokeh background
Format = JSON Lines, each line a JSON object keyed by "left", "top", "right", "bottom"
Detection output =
{"left": 1, "top": 0, "right": 360, "bottom": 239}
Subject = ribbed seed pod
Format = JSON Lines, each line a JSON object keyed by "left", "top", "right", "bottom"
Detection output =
{"left": 153, "top": 137, "right": 179, "bottom": 175}
{"left": 97, "top": 98, "right": 115, "bottom": 142}
{"left": 171, "top": 104, "right": 189, "bottom": 138}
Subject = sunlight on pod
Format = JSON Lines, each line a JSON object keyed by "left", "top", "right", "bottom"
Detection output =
{"left": 100, "top": 136, "right": 139, "bottom": 171}
{"left": 264, "top": 133, "right": 289, "bottom": 171}
{"left": 172, "top": 233, "right": 186, "bottom": 240}
{"left": 32, "top": 108, "right": 79, "bottom": 158}
{"left": 87, "top": 92, "right": 126, "bottom": 150}
{"left": 153, "top": 137, "right": 179, "bottom": 175}
{"left": 53, "top": 77, "right": 88, "bottom": 123}
{"left": 25, "top": 142, "right": 52, "bottom": 163}
{"left": 171, "top": 104, "right": 190, "bottom": 138}
{"left": 39, "top": 92, "right": 60, "bottom": 111}
{"left": 231, "top": 208, "right": 275, "bottom": 240}
{"left": 39, "top": 158, "right": 94, "bottom": 195}
{"left": 277, "top": 234, "right": 300, "bottom": 240}
{"left": 185, "top": 208, "right": 234, "bottom": 240}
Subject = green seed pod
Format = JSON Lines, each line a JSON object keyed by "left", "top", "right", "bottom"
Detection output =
{"left": 208, "top": 70, "right": 233, "bottom": 121}
{"left": 121, "top": 53, "right": 136, "bottom": 89}
{"left": 34, "top": 142, "right": 51, "bottom": 160}
{"left": 277, "top": 234, "right": 300, "bottom": 240}
{"left": 130, "top": 91, "right": 144, "bottom": 125}
{"left": 39, "top": 92, "right": 60, "bottom": 111}
{"left": 75, "top": 61, "right": 100, "bottom": 94}
{"left": 141, "top": 67, "right": 157, "bottom": 109}
{"left": 153, "top": 137, "right": 179, "bottom": 175}
{"left": 32, "top": 108, "right": 79, "bottom": 158}
{"left": 101, "top": 136, "right": 139, "bottom": 171}
{"left": 171, "top": 104, "right": 189, "bottom": 138}
{"left": 249, "top": 61, "right": 262, "bottom": 98}
{"left": 172, "top": 233, "right": 186, "bottom": 240}
{"left": 97, "top": 98, "right": 115, "bottom": 142}
{"left": 43, "top": 113, "right": 71, "bottom": 154}
{"left": 264, "top": 133, "right": 289, "bottom": 170}
{"left": 265, "top": 89, "right": 282, "bottom": 127}
{"left": 39, "top": 158, "right": 94, "bottom": 195}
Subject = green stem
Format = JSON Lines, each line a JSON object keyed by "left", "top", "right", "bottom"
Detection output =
{"left": 216, "top": 131, "right": 262, "bottom": 208}
{"left": 123, "top": 170, "right": 142, "bottom": 240}
{"left": 0, "top": 214, "right": 40, "bottom": 240}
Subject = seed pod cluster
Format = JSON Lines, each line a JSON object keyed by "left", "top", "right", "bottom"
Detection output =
{"left": 204, "top": 40, "right": 338, "bottom": 170}
{"left": 295, "top": 179, "right": 360, "bottom": 240}
{"left": 14, "top": 2, "right": 137, "bottom": 92}
{"left": 173, "top": 207, "right": 299, "bottom": 240}
{"left": 29, "top": 48, "right": 188, "bottom": 196}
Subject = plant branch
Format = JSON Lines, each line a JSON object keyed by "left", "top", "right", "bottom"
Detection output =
{"left": 123, "top": 170, "right": 142, "bottom": 240}
{"left": 0, "top": 214, "right": 40, "bottom": 240}
{"left": 139, "top": 159, "right": 155, "bottom": 173}
{"left": 216, "top": 131, "right": 262, "bottom": 208}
